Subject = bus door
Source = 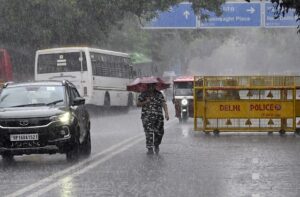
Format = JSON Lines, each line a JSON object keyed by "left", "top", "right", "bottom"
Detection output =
{"left": 78, "top": 51, "right": 88, "bottom": 97}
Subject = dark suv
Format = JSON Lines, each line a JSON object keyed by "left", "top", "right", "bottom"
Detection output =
{"left": 0, "top": 80, "right": 91, "bottom": 162}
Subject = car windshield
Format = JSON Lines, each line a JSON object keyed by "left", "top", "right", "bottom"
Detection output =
{"left": 174, "top": 82, "right": 193, "bottom": 96}
{"left": 0, "top": 85, "right": 65, "bottom": 108}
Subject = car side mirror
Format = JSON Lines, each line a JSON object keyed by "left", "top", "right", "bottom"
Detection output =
{"left": 73, "top": 97, "right": 85, "bottom": 106}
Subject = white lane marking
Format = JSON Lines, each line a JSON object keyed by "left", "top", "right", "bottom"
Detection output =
{"left": 6, "top": 118, "right": 177, "bottom": 197}
{"left": 252, "top": 173, "right": 260, "bottom": 180}
{"left": 27, "top": 137, "right": 144, "bottom": 197}
{"left": 5, "top": 135, "right": 142, "bottom": 197}
{"left": 252, "top": 158, "right": 259, "bottom": 164}
{"left": 252, "top": 194, "right": 260, "bottom": 197}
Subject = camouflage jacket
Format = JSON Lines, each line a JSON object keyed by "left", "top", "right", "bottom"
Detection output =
{"left": 138, "top": 90, "right": 165, "bottom": 119}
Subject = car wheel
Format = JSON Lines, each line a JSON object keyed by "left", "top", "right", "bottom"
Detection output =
{"left": 81, "top": 129, "right": 91, "bottom": 157}
{"left": 2, "top": 153, "right": 14, "bottom": 163}
{"left": 66, "top": 128, "right": 80, "bottom": 162}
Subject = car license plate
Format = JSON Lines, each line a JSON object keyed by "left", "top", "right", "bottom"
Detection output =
{"left": 10, "top": 134, "right": 39, "bottom": 141}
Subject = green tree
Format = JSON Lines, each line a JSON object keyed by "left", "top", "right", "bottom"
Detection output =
{"left": 1, "top": 0, "right": 298, "bottom": 79}
{"left": 0, "top": 0, "right": 226, "bottom": 48}
{"left": 0, "top": 0, "right": 226, "bottom": 79}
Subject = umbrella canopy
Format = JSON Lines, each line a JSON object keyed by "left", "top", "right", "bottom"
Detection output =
{"left": 127, "top": 76, "right": 170, "bottom": 93}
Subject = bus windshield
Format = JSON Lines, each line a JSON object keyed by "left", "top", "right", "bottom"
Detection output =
{"left": 37, "top": 52, "right": 87, "bottom": 73}
{"left": 174, "top": 82, "right": 193, "bottom": 96}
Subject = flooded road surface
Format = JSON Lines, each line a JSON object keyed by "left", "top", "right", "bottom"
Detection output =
{"left": 1, "top": 106, "right": 300, "bottom": 197}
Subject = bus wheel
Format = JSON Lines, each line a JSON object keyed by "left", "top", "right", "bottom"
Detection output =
{"left": 295, "top": 129, "right": 300, "bottom": 135}
{"left": 128, "top": 93, "right": 133, "bottom": 107}
{"left": 103, "top": 93, "right": 110, "bottom": 112}
{"left": 124, "top": 93, "right": 133, "bottom": 113}
{"left": 268, "top": 131, "right": 273, "bottom": 135}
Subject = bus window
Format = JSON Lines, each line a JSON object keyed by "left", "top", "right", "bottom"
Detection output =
{"left": 91, "top": 53, "right": 131, "bottom": 79}
{"left": 37, "top": 52, "right": 87, "bottom": 73}
{"left": 91, "top": 52, "right": 110, "bottom": 77}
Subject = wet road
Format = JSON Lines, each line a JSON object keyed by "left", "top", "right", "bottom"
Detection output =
{"left": 1, "top": 105, "right": 300, "bottom": 197}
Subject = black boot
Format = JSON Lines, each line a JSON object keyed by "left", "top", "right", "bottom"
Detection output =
{"left": 154, "top": 146, "right": 159, "bottom": 154}
{"left": 147, "top": 148, "right": 154, "bottom": 155}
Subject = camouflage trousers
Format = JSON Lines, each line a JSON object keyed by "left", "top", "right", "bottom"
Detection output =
{"left": 142, "top": 116, "right": 164, "bottom": 148}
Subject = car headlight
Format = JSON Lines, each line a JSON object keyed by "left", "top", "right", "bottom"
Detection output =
{"left": 59, "top": 112, "right": 71, "bottom": 123}
{"left": 181, "top": 99, "right": 188, "bottom": 106}
{"left": 51, "top": 112, "right": 72, "bottom": 124}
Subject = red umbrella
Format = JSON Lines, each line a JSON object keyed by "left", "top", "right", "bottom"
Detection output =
{"left": 127, "top": 76, "right": 170, "bottom": 93}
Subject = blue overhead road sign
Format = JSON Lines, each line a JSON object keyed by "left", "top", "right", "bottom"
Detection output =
{"left": 200, "top": 2, "right": 261, "bottom": 28}
{"left": 265, "top": 2, "right": 298, "bottom": 27}
{"left": 143, "top": 2, "right": 298, "bottom": 29}
{"left": 144, "top": 3, "right": 196, "bottom": 29}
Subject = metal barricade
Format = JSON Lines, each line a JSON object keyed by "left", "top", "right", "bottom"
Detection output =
{"left": 194, "top": 76, "right": 300, "bottom": 134}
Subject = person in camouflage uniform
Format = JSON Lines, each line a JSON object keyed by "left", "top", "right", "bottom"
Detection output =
{"left": 137, "top": 84, "right": 169, "bottom": 154}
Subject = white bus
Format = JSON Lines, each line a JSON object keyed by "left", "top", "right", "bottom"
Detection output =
{"left": 34, "top": 47, "right": 135, "bottom": 110}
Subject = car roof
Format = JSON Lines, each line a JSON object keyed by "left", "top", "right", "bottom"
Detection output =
{"left": 4, "top": 80, "right": 74, "bottom": 88}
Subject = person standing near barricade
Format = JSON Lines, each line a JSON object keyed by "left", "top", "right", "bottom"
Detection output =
{"left": 137, "top": 83, "right": 169, "bottom": 155}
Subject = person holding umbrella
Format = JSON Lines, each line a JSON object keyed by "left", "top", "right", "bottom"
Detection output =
{"left": 136, "top": 83, "right": 169, "bottom": 154}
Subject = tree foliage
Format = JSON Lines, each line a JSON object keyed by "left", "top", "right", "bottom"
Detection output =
{"left": 0, "top": 0, "right": 227, "bottom": 79}
{"left": 0, "top": 0, "right": 226, "bottom": 48}
{"left": 0, "top": 0, "right": 299, "bottom": 79}
{"left": 0, "top": 0, "right": 299, "bottom": 48}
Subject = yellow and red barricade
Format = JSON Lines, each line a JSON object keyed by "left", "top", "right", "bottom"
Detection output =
{"left": 194, "top": 76, "right": 300, "bottom": 133}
